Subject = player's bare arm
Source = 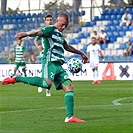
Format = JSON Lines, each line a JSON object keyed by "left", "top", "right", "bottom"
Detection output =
{"left": 64, "top": 43, "right": 88, "bottom": 64}
{"left": 14, "top": 30, "right": 44, "bottom": 39}
{"left": 34, "top": 38, "right": 43, "bottom": 51}
{"left": 86, "top": 52, "right": 90, "bottom": 62}
{"left": 99, "top": 50, "right": 105, "bottom": 63}
{"left": 14, "top": 53, "right": 16, "bottom": 60}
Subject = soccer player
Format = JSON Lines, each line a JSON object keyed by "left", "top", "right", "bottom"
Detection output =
{"left": 2, "top": 13, "right": 88, "bottom": 123}
{"left": 12, "top": 39, "right": 27, "bottom": 77}
{"left": 86, "top": 37, "right": 104, "bottom": 84}
{"left": 34, "top": 14, "right": 53, "bottom": 96}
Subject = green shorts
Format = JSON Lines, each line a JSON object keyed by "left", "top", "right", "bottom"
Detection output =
{"left": 14, "top": 62, "right": 26, "bottom": 69}
{"left": 42, "top": 60, "right": 71, "bottom": 90}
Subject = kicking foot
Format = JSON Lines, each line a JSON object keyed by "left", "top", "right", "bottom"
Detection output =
{"left": 2, "top": 77, "right": 16, "bottom": 85}
{"left": 65, "top": 115, "right": 85, "bottom": 123}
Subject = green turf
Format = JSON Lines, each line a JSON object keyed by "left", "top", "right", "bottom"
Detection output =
{"left": 0, "top": 80, "right": 132, "bottom": 133}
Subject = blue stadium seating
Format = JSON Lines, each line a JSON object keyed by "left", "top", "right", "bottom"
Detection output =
{"left": 69, "top": 39, "right": 76, "bottom": 45}
{"left": 105, "top": 15, "right": 111, "bottom": 20}
{"left": 119, "top": 31, "right": 125, "bottom": 37}
{"left": 101, "top": 44, "right": 108, "bottom": 50}
{"left": 114, "top": 9, "right": 120, "bottom": 15}
{"left": 116, "top": 15, "right": 122, "bottom": 20}
{"left": 75, "top": 38, "right": 81, "bottom": 44}
{"left": 0, "top": 8, "right": 133, "bottom": 63}
{"left": 110, "top": 15, "right": 116, "bottom": 20}
{"left": 122, "top": 26, "right": 129, "bottom": 31}
{"left": 107, "top": 21, "right": 113, "bottom": 26}
{"left": 113, "top": 31, "right": 120, "bottom": 38}
{"left": 104, "top": 26, "right": 111, "bottom": 32}
{"left": 84, "top": 33, "right": 90, "bottom": 38}
{"left": 129, "top": 25, "right": 133, "bottom": 30}
{"left": 94, "top": 16, "right": 99, "bottom": 21}
{"left": 130, "top": 37, "right": 133, "bottom": 43}
{"left": 119, "top": 8, "right": 125, "bottom": 14}
{"left": 110, "top": 37, "right": 116, "bottom": 43}
{"left": 110, "top": 26, "right": 117, "bottom": 32}
{"left": 119, "top": 43, "right": 127, "bottom": 49}
{"left": 75, "top": 27, "right": 82, "bottom": 33}
{"left": 83, "top": 22, "right": 91, "bottom": 27}
{"left": 113, "top": 20, "right": 119, "bottom": 25}
{"left": 116, "top": 26, "right": 123, "bottom": 31}
{"left": 108, "top": 9, "right": 114, "bottom": 15}
{"left": 100, "top": 15, "right": 105, "bottom": 20}
{"left": 78, "top": 33, "right": 85, "bottom": 39}
{"left": 102, "top": 9, "right": 108, "bottom": 15}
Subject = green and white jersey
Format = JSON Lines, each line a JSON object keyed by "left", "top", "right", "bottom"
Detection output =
{"left": 14, "top": 45, "right": 26, "bottom": 62}
{"left": 41, "top": 25, "right": 67, "bottom": 64}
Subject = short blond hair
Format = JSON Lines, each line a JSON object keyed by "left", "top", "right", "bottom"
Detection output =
{"left": 58, "top": 13, "right": 69, "bottom": 22}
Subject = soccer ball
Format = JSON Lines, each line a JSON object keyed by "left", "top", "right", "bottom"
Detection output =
{"left": 67, "top": 58, "right": 82, "bottom": 73}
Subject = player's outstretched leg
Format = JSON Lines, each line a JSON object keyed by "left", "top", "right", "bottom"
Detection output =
{"left": 2, "top": 76, "right": 50, "bottom": 89}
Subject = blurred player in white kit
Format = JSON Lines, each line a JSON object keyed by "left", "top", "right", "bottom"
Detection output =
{"left": 86, "top": 37, "right": 105, "bottom": 84}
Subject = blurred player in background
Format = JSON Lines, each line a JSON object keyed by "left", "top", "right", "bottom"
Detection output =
{"left": 7, "top": 53, "right": 14, "bottom": 64}
{"left": 86, "top": 37, "right": 104, "bottom": 84}
{"left": 12, "top": 39, "right": 27, "bottom": 77}
{"left": 34, "top": 14, "right": 53, "bottom": 96}
{"left": 2, "top": 13, "right": 88, "bottom": 122}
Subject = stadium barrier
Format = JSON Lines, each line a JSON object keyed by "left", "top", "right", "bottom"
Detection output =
{"left": 0, "top": 63, "right": 132, "bottom": 81}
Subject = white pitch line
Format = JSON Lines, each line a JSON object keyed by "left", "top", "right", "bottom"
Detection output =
{"left": 0, "top": 103, "right": 131, "bottom": 114}
{"left": 112, "top": 97, "right": 133, "bottom": 105}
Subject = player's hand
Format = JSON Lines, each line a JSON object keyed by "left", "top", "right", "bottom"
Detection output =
{"left": 102, "top": 59, "right": 105, "bottom": 64}
{"left": 14, "top": 32, "right": 28, "bottom": 39}
{"left": 20, "top": 58, "right": 23, "bottom": 62}
{"left": 82, "top": 54, "right": 88, "bottom": 64}
{"left": 87, "top": 59, "right": 90, "bottom": 63}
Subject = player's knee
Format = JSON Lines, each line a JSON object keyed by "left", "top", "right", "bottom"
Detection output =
{"left": 44, "top": 78, "right": 52, "bottom": 88}
{"left": 62, "top": 80, "right": 74, "bottom": 92}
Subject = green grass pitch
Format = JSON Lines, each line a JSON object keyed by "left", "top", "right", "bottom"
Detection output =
{"left": 0, "top": 80, "right": 132, "bottom": 133}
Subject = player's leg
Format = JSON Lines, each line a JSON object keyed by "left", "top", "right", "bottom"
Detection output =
{"left": 12, "top": 62, "right": 19, "bottom": 77}
{"left": 92, "top": 68, "right": 97, "bottom": 84}
{"left": 2, "top": 61, "right": 52, "bottom": 88}
{"left": 21, "top": 62, "right": 27, "bottom": 77}
{"left": 42, "top": 60, "right": 51, "bottom": 96}
{"left": 61, "top": 81, "right": 85, "bottom": 122}
{"left": 46, "top": 89, "right": 51, "bottom": 96}
{"left": 94, "top": 61, "right": 101, "bottom": 84}
{"left": 54, "top": 67, "right": 85, "bottom": 122}
{"left": 95, "top": 67, "right": 101, "bottom": 84}
{"left": 90, "top": 61, "right": 97, "bottom": 84}
{"left": 38, "top": 60, "right": 51, "bottom": 96}
{"left": 2, "top": 74, "right": 52, "bottom": 88}
{"left": 126, "top": 21, "right": 130, "bottom": 26}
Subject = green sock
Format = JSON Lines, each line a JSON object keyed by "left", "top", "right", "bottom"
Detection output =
{"left": 64, "top": 91, "right": 74, "bottom": 118}
{"left": 16, "top": 76, "right": 49, "bottom": 88}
